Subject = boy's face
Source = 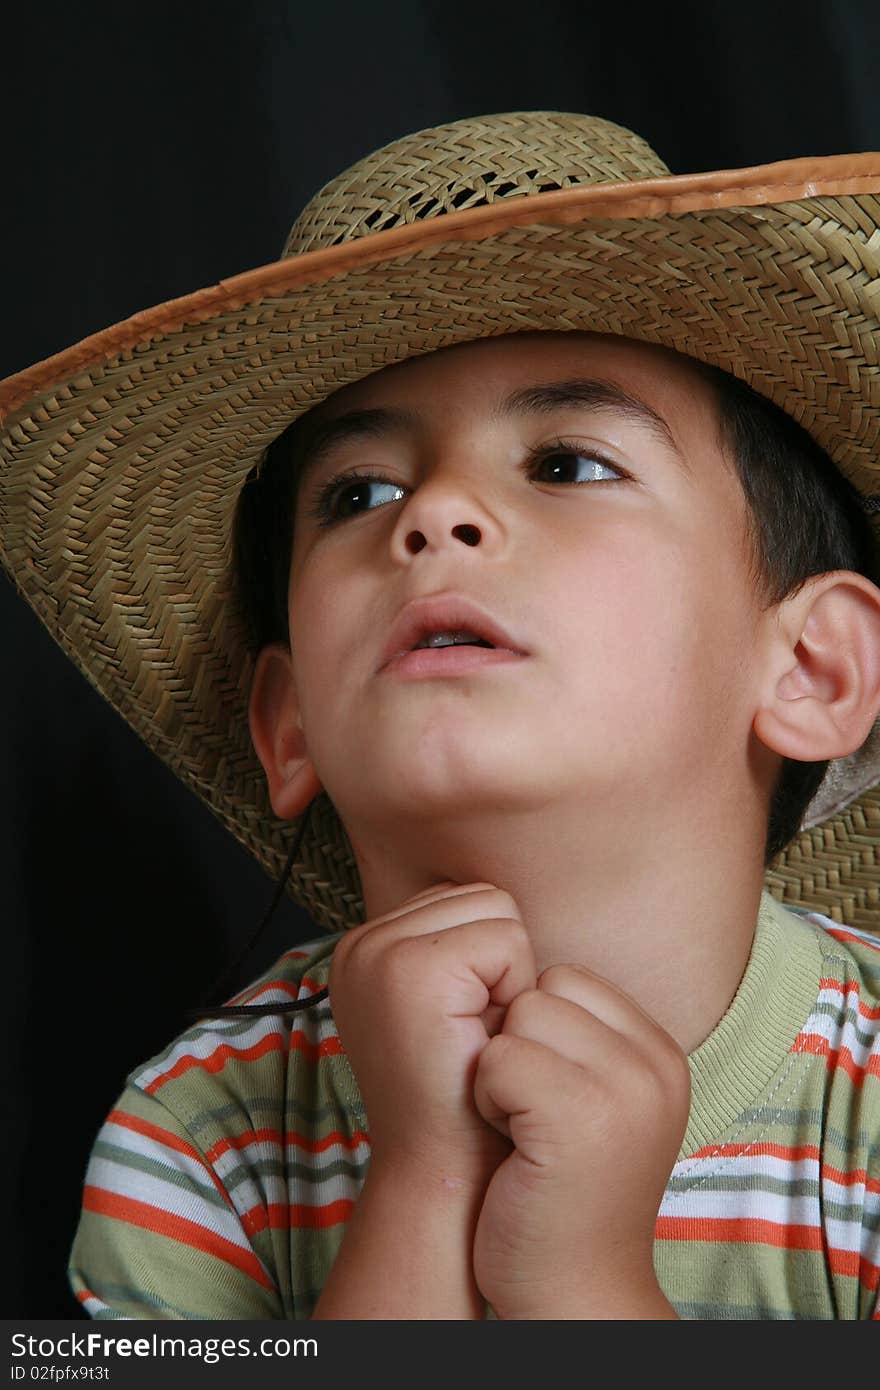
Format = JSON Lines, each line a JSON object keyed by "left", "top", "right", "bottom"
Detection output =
{"left": 282, "top": 332, "right": 766, "bottom": 839}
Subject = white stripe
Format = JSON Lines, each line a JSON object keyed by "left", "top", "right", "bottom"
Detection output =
{"left": 211, "top": 1132, "right": 370, "bottom": 1178}
{"left": 101, "top": 1117, "right": 219, "bottom": 1198}
{"left": 796, "top": 912, "right": 880, "bottom": 953}
{"left": 662, "top": 1180, "right": 874, "bottom": 1254}
{"left": 287, "top": 1165, "right": 366, "bottom": 1211}
{"left": 862, "top": 1185, "right": 880, "bottom": 1218}
{"left": 859, "top": 1214, "right": 880, "bottom": 1281}
{"left": 659, "top": 1183, "right": 821, "bottom": 1228}
{"left": 133, "top": 1002, "right": 341, "bottom": 1091}
{"left": 133, "top": 1018, "right": 285, "bottom": 1089}
{"left": 671, "top": 1152, "right": 820, "bottom": 1184}
{"left": 85, "top": 1153, "right": 252, "bottom": 1253}
{"left": 208, "top": 1136, "right": 369, "bottom": 1216}
{"left": 208, "top": 1146, "right": 285, "bottom": 1221}
{"left": 671, "top": 1151, "right": 879, "bottom": 1210}
{"left": 815, "top": 979, "right": 880, "bottom": 1021}
{"left": 77, "top": 1292, "right": 112, "bottom": 1317}
{"left": 823, "top": 1215, "right": 873, "bottom": 1256}
{"left": 797, "top": 1005, "right": 879, "bottom": 1070}
{"left": 286, "top": 1135, "right": 371, "bottom": 1166}
{"left": 660, "top": 1185, "right": 868, "bottom": 1258}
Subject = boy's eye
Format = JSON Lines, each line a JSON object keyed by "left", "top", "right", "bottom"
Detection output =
{"left": 531, "top": 449, "right": 624, "bottom": 486}
{"left": 305, "top": 443, "right": 625, "bottom": 528}
{"left": 307, "top": 474, "right": 407, "bottom": 525}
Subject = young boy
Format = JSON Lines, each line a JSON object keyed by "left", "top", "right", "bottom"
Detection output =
{"left": 2, "top": 112, "right": 880, "bottom": 1320}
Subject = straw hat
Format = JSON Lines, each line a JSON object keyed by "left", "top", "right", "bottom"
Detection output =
{"left": 1, "top": 111, "right": 879, "bottom": 934}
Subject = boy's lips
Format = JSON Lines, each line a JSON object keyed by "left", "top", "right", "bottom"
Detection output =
{"left": 376, "top": 591, "right": 529, "bottom": 673}
{"left": 380, "top": 645, "right": 528, "bottom": 678}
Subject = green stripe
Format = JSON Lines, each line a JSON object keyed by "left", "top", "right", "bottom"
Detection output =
{"left": 90, "top": 1141, "right": 232, "bottom": 1210}
{"left": 215, "top": 1155, "right": 369, "bottom": 1190}
{"left": 812, "top": 999, "right": 877, "bottom": 1049}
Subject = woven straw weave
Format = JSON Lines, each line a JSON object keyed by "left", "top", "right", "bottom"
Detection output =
{"left": 285, "top": 112, "right": 670, "bottom": 252}
{"left": 765, "top": 786, "right": 880, "bottom": 929}
{"left": 1, "top": 112, "right": 879, "bottom": 933}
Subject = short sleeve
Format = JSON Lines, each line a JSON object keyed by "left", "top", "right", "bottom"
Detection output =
{"left": 68, "top": 1082, "right": 284, "bottom": 1320}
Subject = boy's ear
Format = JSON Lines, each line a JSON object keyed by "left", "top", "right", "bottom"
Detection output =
{"left": 753, "top": 571, "right": 880, "bottom": 763}
{"left": 248, "top": 642, "right": 323, "bottom": 820}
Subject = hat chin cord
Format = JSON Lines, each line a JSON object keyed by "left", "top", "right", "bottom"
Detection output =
{"left": 185, "top": 798, "right": 329, "bottom": 1021}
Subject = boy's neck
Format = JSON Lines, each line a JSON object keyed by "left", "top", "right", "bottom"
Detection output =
{"left": 348, "top": 783, "right": 769, "bottom": 1055}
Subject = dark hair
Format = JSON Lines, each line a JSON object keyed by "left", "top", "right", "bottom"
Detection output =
{"left": 212, "top": 350, "right": 878, "bottom": 1020}
{"left": 697, "top": 363, "right": 879, "bottom": 863}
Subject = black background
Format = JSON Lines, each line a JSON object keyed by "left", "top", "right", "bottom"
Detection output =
{"left": 3, "top": 0, "right": 879, "bottom": 1319}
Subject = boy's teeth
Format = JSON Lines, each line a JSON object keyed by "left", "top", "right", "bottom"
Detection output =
{"left": 415, "top": 630, "right": 492, "bottom": 649}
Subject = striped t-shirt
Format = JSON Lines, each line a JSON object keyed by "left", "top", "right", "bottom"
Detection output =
{"left": 68, "top": 889, "right": 880, "bottom": 1319}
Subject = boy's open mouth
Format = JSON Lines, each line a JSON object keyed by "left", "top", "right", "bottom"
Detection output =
{"left": 412, "top": 629, "right": 494, "bottom": 649}
{"left": 380, "top": 643, "right": 527, "bottom": 678}
{"left": 377, "top": 592, "right": 529, "bottom": 673}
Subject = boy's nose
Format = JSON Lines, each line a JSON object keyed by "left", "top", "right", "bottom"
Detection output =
{"left": 403, "top": 521, "right": 481, "bottom": 554}
{"left": 387, "top": 468, "right": 507, "bottom": 562}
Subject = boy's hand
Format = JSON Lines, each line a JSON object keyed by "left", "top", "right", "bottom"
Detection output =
{"left": 471, "top": 964, "right": 690, "bottom": 1319}
{"left": 327, "top": 882, "right": 534, "bottom": 1190}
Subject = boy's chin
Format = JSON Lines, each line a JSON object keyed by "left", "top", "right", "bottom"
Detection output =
{"left": 344, "top": 771, "right": 569, "bottom": 823}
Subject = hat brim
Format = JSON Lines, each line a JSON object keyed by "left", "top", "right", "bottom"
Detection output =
{"left": 2, "top": 154, "right": 880, "bottom": 932}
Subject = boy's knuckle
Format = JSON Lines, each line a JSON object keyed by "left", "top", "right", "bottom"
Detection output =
{"left": 487, "top": 887, "right": 520, "bottom": 919}
{"left": 638, "top": 1045, "right": 690, "bottom": 1112}
{"left": 504, "top": 987, "right": 543, "bottom": 1029}
{"left": 482, "top": 1030, "right": 516, "bottom": 1066}
{"left": 501, "top": 914, "right": 530, "bottom": 949}
{"left": 330, "top": 933, "right": 352, "bottom": 969}
{"left": 655, "top": 1033, "right": 690, "bottom": 1083}
{"left": 383, "top": 934, "right": 422, "bottom": 978}
{"left": 537, "top": 962, "right": 573, "bottom": 992}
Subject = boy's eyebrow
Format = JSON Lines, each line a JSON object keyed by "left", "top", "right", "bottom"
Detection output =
{"left": 294, "top": 407, "right": 419, "bottom": 488}
{"left": 497, "top": 378, "right": 690, "bottom": 473}
{"left": 294, "top": 377, "right": 690, "bottom": 487}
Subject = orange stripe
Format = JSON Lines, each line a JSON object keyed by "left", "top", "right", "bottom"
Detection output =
{"left": 82, "top": 1186, "right": 275, "bottom": 1291}
{"left": 227, "top": 975, "right": 327, "bottom": 1006}
{"left": 105, "top": 1109, "right": 235, "bottom": 1208}
{"left": 228, "top": 980, "right": 300, "bottom": 1006}
{"left": 655, "top": 1217, "right": 879, "bottom": 1291}
{"left": 300, "top": 974, "right": 326, "bottom": 992}
{"left": 144, "top": 1031, "right": 287, "bottom": 1094}
{"left": 818, "top": 977, "right": 880, "bottom": 1020}
{"left": 286, "top": 1127, "right": 369, "bottom": 1153}
{"left": 107, "top": 1107, "right": 203, "bottom": 1159}
{"left": 205, "top": 1127, "right": 370, "bottom": 1163}
{"left": 829, "top": 1249, "right": 880, "bottom": 1291}
{"left": 289, "top": 1030, "right": 345, "bottom": 1062}
{"left": 656, "top": 1215, "right": 824, "bottom": 1250}
{"left": 687, "top": 1141, "right": 820, "bottom": 1162}
{"left": 241, "top": 1200, "right": 355, "bottom": 1236}
{"left": 825, "top": 927, "right": 880, "bottom": 955}
{"left": 144, "top": 1026, "right": 344, "bottom": 1095}
{"left": 794, "top": 1034, "right": 880, "bottom": 1086}
{"left": 824, "top": 1164, "right": 880, "bottom": 1192}
{"left": 860, "top": 1258, "right": 880, "bottom": 1293}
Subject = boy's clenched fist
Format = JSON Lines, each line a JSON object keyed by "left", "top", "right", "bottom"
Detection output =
{"left": 327, "top": 881, "right": 535, "bottom": 1189}
{"left": 471, "top": 963, "right": 691, "bottom": 1319}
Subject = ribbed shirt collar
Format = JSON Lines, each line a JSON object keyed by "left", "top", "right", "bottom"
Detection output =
{"left": 680, "top": 888, "right": 821, "bottom": 1158}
